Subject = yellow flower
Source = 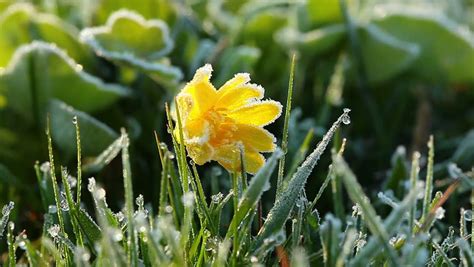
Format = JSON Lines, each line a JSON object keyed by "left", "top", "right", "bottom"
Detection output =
{"left": 174, "top": 64, "right": 282, "bottom": 174}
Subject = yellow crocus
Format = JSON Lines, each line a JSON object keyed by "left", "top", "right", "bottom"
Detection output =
{"left": 174, "top": 64, "right": 282, "bottom": 174}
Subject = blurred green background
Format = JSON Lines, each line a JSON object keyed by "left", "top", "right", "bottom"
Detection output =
{"left": 0, "top": 0, "right": 473, "bottom": 236}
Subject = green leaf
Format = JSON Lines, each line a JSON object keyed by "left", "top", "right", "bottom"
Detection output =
{"left": 371, "top": 6, "right": 474, "bottom": 83}
{"left": 357, "top": 24, "right": 420, "bottom": 84}
{"left": 80, "top": 10, "right": 182, "bottom": 84}
{"left": 0, "top": 3, "right": 91, "bottom": 67}
{"left": 0, "top": 41, "right": 130, "bottom": 123}
{"left": 276, "top": 25, "right": 345, "bottom": 58}
{"left": 49, "top": 100, "right": 118, "bottom": 156}
{"left": 306, "top": 0, "right": 342, "bottom": 26}
{"left": 94, "top": 0, "right": 177, "bottom": 25}
{"left": 215, "top": 46, "right": 261, "bottom": 86}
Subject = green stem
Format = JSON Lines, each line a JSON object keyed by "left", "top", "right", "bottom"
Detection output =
{"left": 277, "top": 54, "right": 296, "bottom": 195}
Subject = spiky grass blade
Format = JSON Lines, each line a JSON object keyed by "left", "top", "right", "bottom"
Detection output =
{"left": 277, "top": 53, "right": 296, "bottom": 195}
{"left": 46, "top": 116, "right": 71, "bottom": 264}
{"left": 253, "top": 109, "right": 350, "bottom": 252}
{"left": 60, "top": 167, "right": 84, "bottom": 246}
{"left": 422, "top": 135, "right": 434, "bottom": 218}
{"left": 120, "top": 129, "right": 138, "bottom": 266}
{"left": 408, "top": 151, "right": 421, "bottom": 235}
{"left": 228, "top": 149, "right": 283, "bottom": 235}
{"left": 0, "top": 202, "right": 14, "bottom": 238}
{"left": 7, "top": 222, "right": 16, "bottom": 266}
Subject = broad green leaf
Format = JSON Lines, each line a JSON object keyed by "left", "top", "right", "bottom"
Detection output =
{"left": 0, "top": 3, "right": 91, "bottom": 67}
{"left": 276, "top": 24, "right": 345, "bottom": 57}
{"left": 306, "top": 0, "right": 342, "bottom": 26}
{"left": 93, "top": 0, "right": 177, "bottom": 25}
{"left": 49, "top": 100, "right": 118, "bottom": 156}
{"left": 80, "top": 10, "right": 182, "bottom": 84}
{"left": 0, "top": 41, "right": 130, "bottom": 123}
{"left": 371, "top": 6, "right": 474, "bottom": 83}
{"left": 215, "top": 45, "right": 261, "bottom": 86}
{"left": 356, "top": 24, "right": 420, "bottom": 84}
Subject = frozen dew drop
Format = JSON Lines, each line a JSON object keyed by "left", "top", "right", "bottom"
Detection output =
{"left": 447, "top": 163, "right": 462, "bottom": 179}
{"left": 182, "top": 192, "right": 195, "bottom": 207}
{"left": 48, "top": 224, "right": 60, "bottom": 238}
{"left": 18, "top": 240, "right": 26, "bottom": 250}
{"left": 72, "top": 116, "right": 78, "bottom": 125}
{"left": 159, "top": 142, "right": 167, "bottom": 150}
{"left": 8, "top": 221, "right": 14, "bottom": 231}
{"left": 95, "top": 188, "right": 106, "bottom": 200}
{"left": 116, "top": 211, "right": 125, "bottom": 222}
{"left": 435, "top": 207, "right": 445, "bottom": 220}
{"left": 48, "top": 205, "right": 58, "bottom": 214}
{"left": 87, "top": 177, "right": 96, "bottom": 192}
{"left": 341, "top": 109, "right": 351, "bottom": 125}
{"left": 136, "top": 194, "right": 144, "bottom": 208}
{"left": 464, "top": 210, "right": 472, "bottom": 221}
{"left": 67, "top": 175, "right": 77, "bottom": 188}
{"left": 211, "top": 192, "right": 223, "bottom": 203}
{"left": 112, "top": 229, "right": 123, "bottom": 241}
{"left": 250, "top": 256, "right": 259, "bottom": 263}
{"left": 60, "top": 192, "right": 69, "bottom": 211}
{"left": 2, "top": 201, "right": 14, "bottom": 215}
{"left": 189, "top": 160, "right": 195, "bottom": 166}
{"left": 165, "top": 205, "right": 173, "bottom": 213}
{"left": 40, "top": 162, "right": 51, "bottom": 173}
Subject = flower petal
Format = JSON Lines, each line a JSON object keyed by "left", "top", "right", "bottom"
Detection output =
{"left": 227, "top": 100, "right": 282, "bottom": 126}
{"left": 217, "top": 73, "right": 250, "bottom": 96}
{"left": 186, "top": 143, "right": 214, "bottom": 165}
{"left": 216, "top": 83, "right": 264, "bottom": 111}
{"left": 234, "top": 124, "right": 276, "bottom": 152}
{"left": 243, "top": 151, "right": 265, "bottom": 174}
{"left": 214, "top": 145, "right": 265, "bottom": 174}
{"left": 179, "top": 64, "right": 217, "bottom": 118}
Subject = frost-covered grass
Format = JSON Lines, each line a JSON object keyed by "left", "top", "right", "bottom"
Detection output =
{"left": 1, "top": 0, "right": 474, "bottom": 266}
{"left": 1, "top": 68, "right": 473, "bottom": 266}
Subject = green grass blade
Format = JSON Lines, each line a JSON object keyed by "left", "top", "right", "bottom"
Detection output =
{"left": 333, "top": 155, "right": 400, "bottom": 266}
{"left": 7, "top": 222, "right": 16, "bottom": 266}
{"left": 320, "top": 214, "right": 342, "bottom": 267}
{"left": 277, "top": 53, "right": 297, "bottom": 195}
{"left": 350, "top": 180, "right": 419, "bottom": 265}
{"left": 253, "top": 109, "right": 350, "bottom": 252}
{"left": 227, "top": 149, "right": 283, "bottom": 236}
{"left": 120, "top": 129, "right": 138, "bottom": 266}
{"left": 422, "top": 135, "right": 434, "bottom": 218}
{"left": 60, "top": 167, "right": 84, "bottom": 247}
{"left": 73, "top": 116, "right": 83, "bottom": 205}
{"left": 0, "top": 202, "right": 14, "bottom": 238}
{"left": 408, "top": 151, "right": 421, "bottom": 235}
{"left": 459, "top": 238, "right": 474, "bottom": 267}
{"left": 74, "top": 207, "right": 102, "bottom": 245}
{"left": 286, "top": 128, "right": 315, "bottom": 179}
{"left": 46, "top": 116, "right": 70, "bottom": 264}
